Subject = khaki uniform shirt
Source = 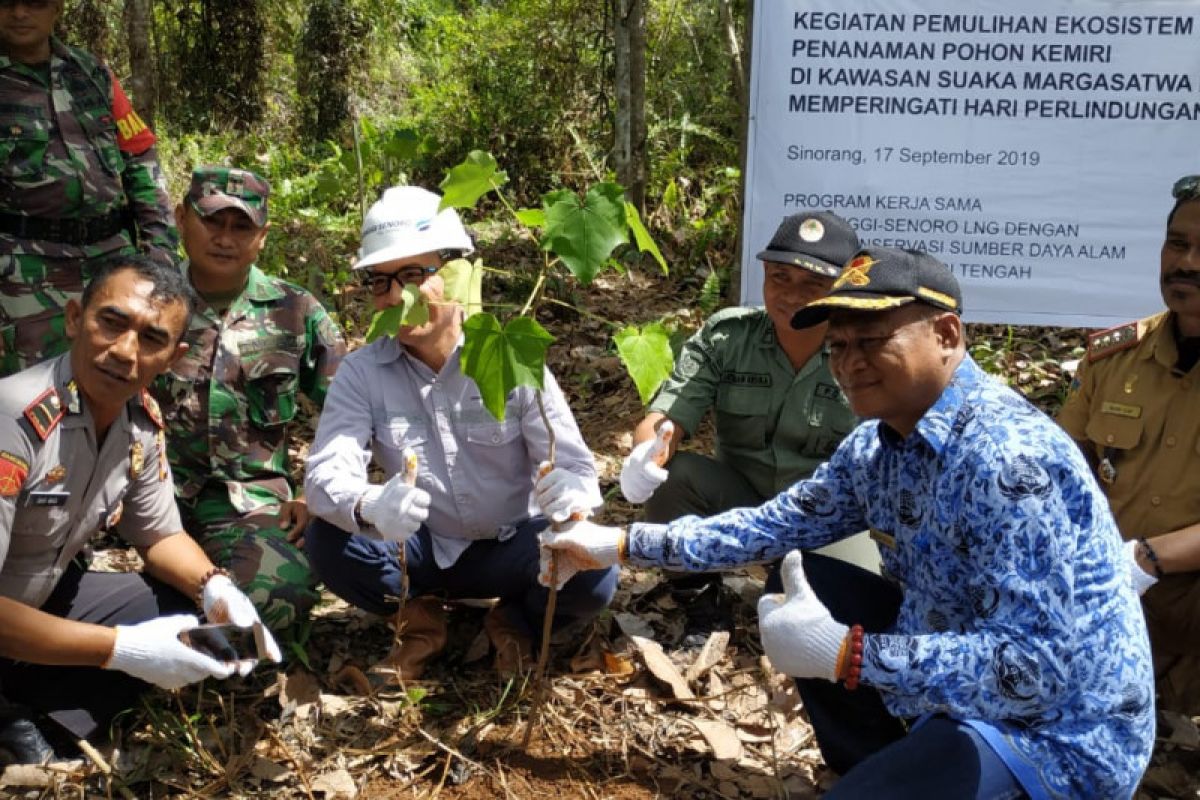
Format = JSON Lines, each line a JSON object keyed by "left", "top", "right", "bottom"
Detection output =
{"left": 650, "top": 306, "right": 855, "bottom": 499}
{"left": 0, "top": 355, "right": 180, "bottom": 607}
{"left": 1058, "top": 311, "right": 1200, "bottom": 540}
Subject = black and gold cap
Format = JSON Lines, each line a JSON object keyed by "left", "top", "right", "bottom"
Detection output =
{"left": 790, "top": 246, "right": 962, "bottom": 329}
{"left": 756, "top": 211, "right": 860, "bottom": 278}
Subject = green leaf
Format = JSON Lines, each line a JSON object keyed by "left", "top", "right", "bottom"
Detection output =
{"left": 381, "top": 128, "right": 421, "bottom": 162}
{"left": 439, "top": 150, "right": 508, "bottom": 211}
{"left": 625, "top": 201, "right": 667, "bottom": 274}
{"left": 614, "top": 322, "right": 675, "bottom": 406}
{"left": 439, "top": 257, "right": 484, "bottom": 318}
{"left": 364, "top": 284, "right": 429, "bottom": 343}
{"left": 515, "top": 208, "right": 545, "bottom": 228}
{"left": 541, "top": 183, "right": 628, "bottom": 285}
{"left": 461, "top": 314, "right": 554, "bottom": 421}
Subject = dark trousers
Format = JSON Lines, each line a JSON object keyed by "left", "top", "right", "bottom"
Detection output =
{"left": 305, "top": 516, "right": 618, "bottom": 640}
{"left": 768, "top": 553, "right": 1027, "bottom": 799}
{"left": 0, "top": 565, "right": 195, "bottom": 741}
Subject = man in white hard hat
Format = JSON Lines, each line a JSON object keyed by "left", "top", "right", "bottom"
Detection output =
{"left": 303, "top": 186, "right": 616, "bottom": 679}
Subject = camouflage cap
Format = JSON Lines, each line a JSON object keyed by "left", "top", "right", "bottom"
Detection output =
{"left": 187, "top": 166, "right": 270, "bottom": 227}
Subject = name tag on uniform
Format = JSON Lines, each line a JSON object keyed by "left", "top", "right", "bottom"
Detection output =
{"left": 869, "top": 528, "right": 897, "bottom": 550}
{"left": 1100, "top": 401, "right": 1141, "bottom": 419}
{"left": 21, "top": 490, "right": 70, "bottom": 507}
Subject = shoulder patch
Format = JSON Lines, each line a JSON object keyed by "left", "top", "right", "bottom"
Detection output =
{"left": 139, "top": 389, "right": 164, "bottom": 429}
{"left": 0, "top": 451, "right": 29, "bottom": 497}
{"left": 1086, "top": 322, "right": 1140, "bottom": 363}
{"left": 23, "top": 388, "right": 64, "bottom": 441}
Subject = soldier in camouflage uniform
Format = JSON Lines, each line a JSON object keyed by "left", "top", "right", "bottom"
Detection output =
{"left": 0, "top": 0, "right": 177, "bottom": 377}
{"left": 150, "top": 167, "right": 346, "bottom": 634}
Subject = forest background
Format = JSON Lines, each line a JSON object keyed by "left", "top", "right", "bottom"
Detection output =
{"left": 17, "top": 1, "right": 1196, "bottom": 798}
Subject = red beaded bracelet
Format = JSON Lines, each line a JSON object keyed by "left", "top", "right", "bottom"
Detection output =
{"left": 195, "top": 566, "right": 231, "bottom": 609}
{"left": 843, "top": 624, "right": 865, "bottom": 691}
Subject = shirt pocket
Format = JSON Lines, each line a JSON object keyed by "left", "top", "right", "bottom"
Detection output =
{"left": 245, "top": 366, "right": 299, "bottom": 429}
{"left": 0, "top": 116, "right": 51, "bottom": 180}
{"left": 77, "top": 108, "right": 124, "bottom": 176}
{"left": 466, "top": 420, "right": 521, "bottom": 447}
{"left": 1084, "top": 411, "right": 1143, "bottom": 452}
{"left": 715, "top": 385, "right": 768, "bottom": 449}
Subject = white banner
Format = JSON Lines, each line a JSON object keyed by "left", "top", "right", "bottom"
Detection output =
{"left": 741, "top": 0, "right": 1200, "bottom": 327}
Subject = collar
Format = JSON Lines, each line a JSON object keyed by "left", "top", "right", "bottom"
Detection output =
{"left": 879, "top": 356, "right": 981, "bottom": 456}
{"left": 184, "top": 262, "right": 281, "bottom": 317}
{"left": 0, "top": 37, "right": 66, "bottom": 74}
{"left": 1148, "top": 312, "right": 1179, "bottom": 370}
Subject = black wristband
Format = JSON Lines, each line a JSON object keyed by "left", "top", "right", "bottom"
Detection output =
{"left": 1137, "top": 538, "right": 1165, "bottom": 579}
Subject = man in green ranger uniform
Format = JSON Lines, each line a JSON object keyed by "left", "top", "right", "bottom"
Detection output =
{"left": 150, "top": 167, "right": 346, "bottom": 635}
{"left": 620, "top": 212, "right": 860, "bottom": 629}
{"left": 0, "top": 0, "right": 178, "bottom": 376}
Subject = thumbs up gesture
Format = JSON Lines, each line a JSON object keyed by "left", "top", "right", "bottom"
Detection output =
{"left": 619, "top": 420, "right": 674, "bottom": 503}
{"left": 757, "top": 550, "right": 849, "bottom": 681}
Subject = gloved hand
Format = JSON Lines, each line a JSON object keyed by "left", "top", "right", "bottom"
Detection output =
{"left": 538, "top": 519, "right": 624, "bottom": 589}
{"left": 757, "top": 550, "right": 849, "bottom": 681}
{"left": 619, "top": 421, "right": 673, "bottom": 504}
{"left": 360, "top": 472, "right": 432, "bottom": 544}
{"left": 534, "top": 462, "right": 598, "bottom": 523}
{"left": 104, "top": 614, "right": 237, "bottom": 690}
{"left": 1125, "top": 539, "right": 1159, "bottom": 596}
{"left": 202, "top": 573, "right": 283, "bottom": 666}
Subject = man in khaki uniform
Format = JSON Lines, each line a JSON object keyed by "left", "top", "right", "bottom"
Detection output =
{"left": 0, "top": 256, "right": 276, "bottom": 765}
{"left": 1058, "top": 174, "right": 1200, "bottom": 714}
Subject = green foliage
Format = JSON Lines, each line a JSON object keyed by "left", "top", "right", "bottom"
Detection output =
{"left": 614, "top": 322, "right": 674, "bottom": 405}
{"left": 542, "top": 185, "right": 629, "bottom": 285}
{"left": 297, "top": 0, "right": 370, "bottom": 142}
{"left": 439, "top": 151, "right": 509, "bottom": 210}
{"left": 439, "top": 258, "right": 486, "bottom": 318}
{"left": 365, "top": 284, "right": 429, "bottom": 344}
{"left": 460, "top": 314, "right": 554, "bottom": 421}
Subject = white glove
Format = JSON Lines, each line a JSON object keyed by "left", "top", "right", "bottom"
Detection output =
{"left": 620, "top": 421, "right": 673, "bottom": 504}
{"left": 538, "top": 519, "right": 624, "bottom": 589}
{"left": 1126, "top": 539, "right": 1159, "bottom": 596}
{"left": 202, "top": 574, "right": 283, "bottom": 666}
{"left": 534, "top": 462, "right": 598, "bottom": 523}
{"left": 105, "top": 614, "right": 237, "bottom": 690}
{"left": 757, "top": 550, "right": 849, "bottom": 681}
{"left": 360, "top": 472, "right": 432, "bottom": 544}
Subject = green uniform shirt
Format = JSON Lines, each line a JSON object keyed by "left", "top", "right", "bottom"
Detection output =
{"left": 151, "top": 264, "right": 346, "bottom": 514}
{"left": 649, "top": 306, "right": 855, "bottom": 499}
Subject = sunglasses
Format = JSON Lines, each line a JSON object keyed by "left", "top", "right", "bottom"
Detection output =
{"left": 1173, "top": 175, "right": 1200, "bottom": 202}
{"left": 360, "top": 265, "right": 439, "bottom": 296}
{"left": 0, "top": 0, "right": 56, "bottom": 9}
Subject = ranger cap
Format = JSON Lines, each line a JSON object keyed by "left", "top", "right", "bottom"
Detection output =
{"left": 355, "top": 186, "right": 474, "bottom": 270}
{"left": 756, "top": 211, "right": 860, "bottom": 278}
{"left": 187, "top": 166, "right": 270, "bottom": 227}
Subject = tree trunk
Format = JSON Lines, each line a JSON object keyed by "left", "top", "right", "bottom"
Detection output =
{"left": 123, "top": 0, "right": 156, "bottom": 126}
{"left": 611, "top": 0, "right": 646, "bottom": 211}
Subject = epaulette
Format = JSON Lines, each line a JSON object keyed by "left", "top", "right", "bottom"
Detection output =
{"left": 1086, "top": 322, "right": 1140, "bottom": 363}
{"left": 139, "top": 389, "right": 164, "bottom": 429}
{"left": 22, "top": 388, "right": 65, "bottom": 441}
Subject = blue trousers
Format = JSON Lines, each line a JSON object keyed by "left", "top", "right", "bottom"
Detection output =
{"left": 768, "top": 553, "right": 1027, "bottom": 799}
{"left": 305, "top": 516, "right": 618, "bottom": 640}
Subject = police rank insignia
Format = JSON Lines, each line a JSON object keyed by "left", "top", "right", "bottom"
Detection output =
{"left": 23, "top": 389, "right": 65, "bottom": 441}
{"left": 1087, "top": 322, "right": 1138, "bottom": 362}
{"left": 44, "top": 465, "right": 66, "bottom": 484}
{"left": 130, "top": 441, "right": 144, "bottom": 479}
{"left": 834, "top": 254, "right": 878, "bottom": 289}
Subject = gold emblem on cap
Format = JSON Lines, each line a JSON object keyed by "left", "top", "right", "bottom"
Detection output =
{"left": 834, "top": 255, "right": 877, "bottom": 289}
{"left": 45, "top": 465, "right": 66, "bottom": 484}
{"left": 799, "top": 218, "right": 825, "bottom": 243}
{"left": 130, "top": 441, "right": 144, "bottom": 479}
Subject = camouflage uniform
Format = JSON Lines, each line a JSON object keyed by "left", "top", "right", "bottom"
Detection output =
{"left": 151, "top": 263, "right": 346, "bottom": 631}
{"left": 0, "top": 37, "right": 177, "bottom": 376}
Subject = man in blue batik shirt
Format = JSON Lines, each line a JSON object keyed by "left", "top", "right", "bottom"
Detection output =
{"left": 541, "top": 248, "right": 1153, "bottom": 799}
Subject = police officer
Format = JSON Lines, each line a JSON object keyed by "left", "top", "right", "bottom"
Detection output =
{"left": 150, "top": 167, "right": 346, "bottom": 635}
{"left": 618, "top": 212, "right": 859, "bottom": 632}
{"left": 303, "top": 186, "right": 616, "bottom": 680}
{"left": 0, "top": 0, "right": 177, "bottom": 377}
{"left": 0, "top": 255, "right": 277, "bottom": 766}
{"left": 1058, "top": 174, "right": 1200, "bottom": 715}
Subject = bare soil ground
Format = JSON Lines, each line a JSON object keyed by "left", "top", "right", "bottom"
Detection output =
{"left": 2, "top": 267, "right": 1197, "bottom": 799}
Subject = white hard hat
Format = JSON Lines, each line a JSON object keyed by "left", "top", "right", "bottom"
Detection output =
{"left": 354, "top": 186, "right": 474, "bottom": 270}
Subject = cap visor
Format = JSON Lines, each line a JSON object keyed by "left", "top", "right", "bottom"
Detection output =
{"left": 790, "top": 294, "right": 914, "bottom": 329}
{"left": 191, "top": 197, "right": 264, "bottom": 227}
{"left": 757, "top": 250, "right": 841, "bottom": 277}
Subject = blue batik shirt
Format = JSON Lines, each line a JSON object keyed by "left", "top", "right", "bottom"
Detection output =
{"left": 629, "top": 357, "right": 1153, "bottom": 799}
